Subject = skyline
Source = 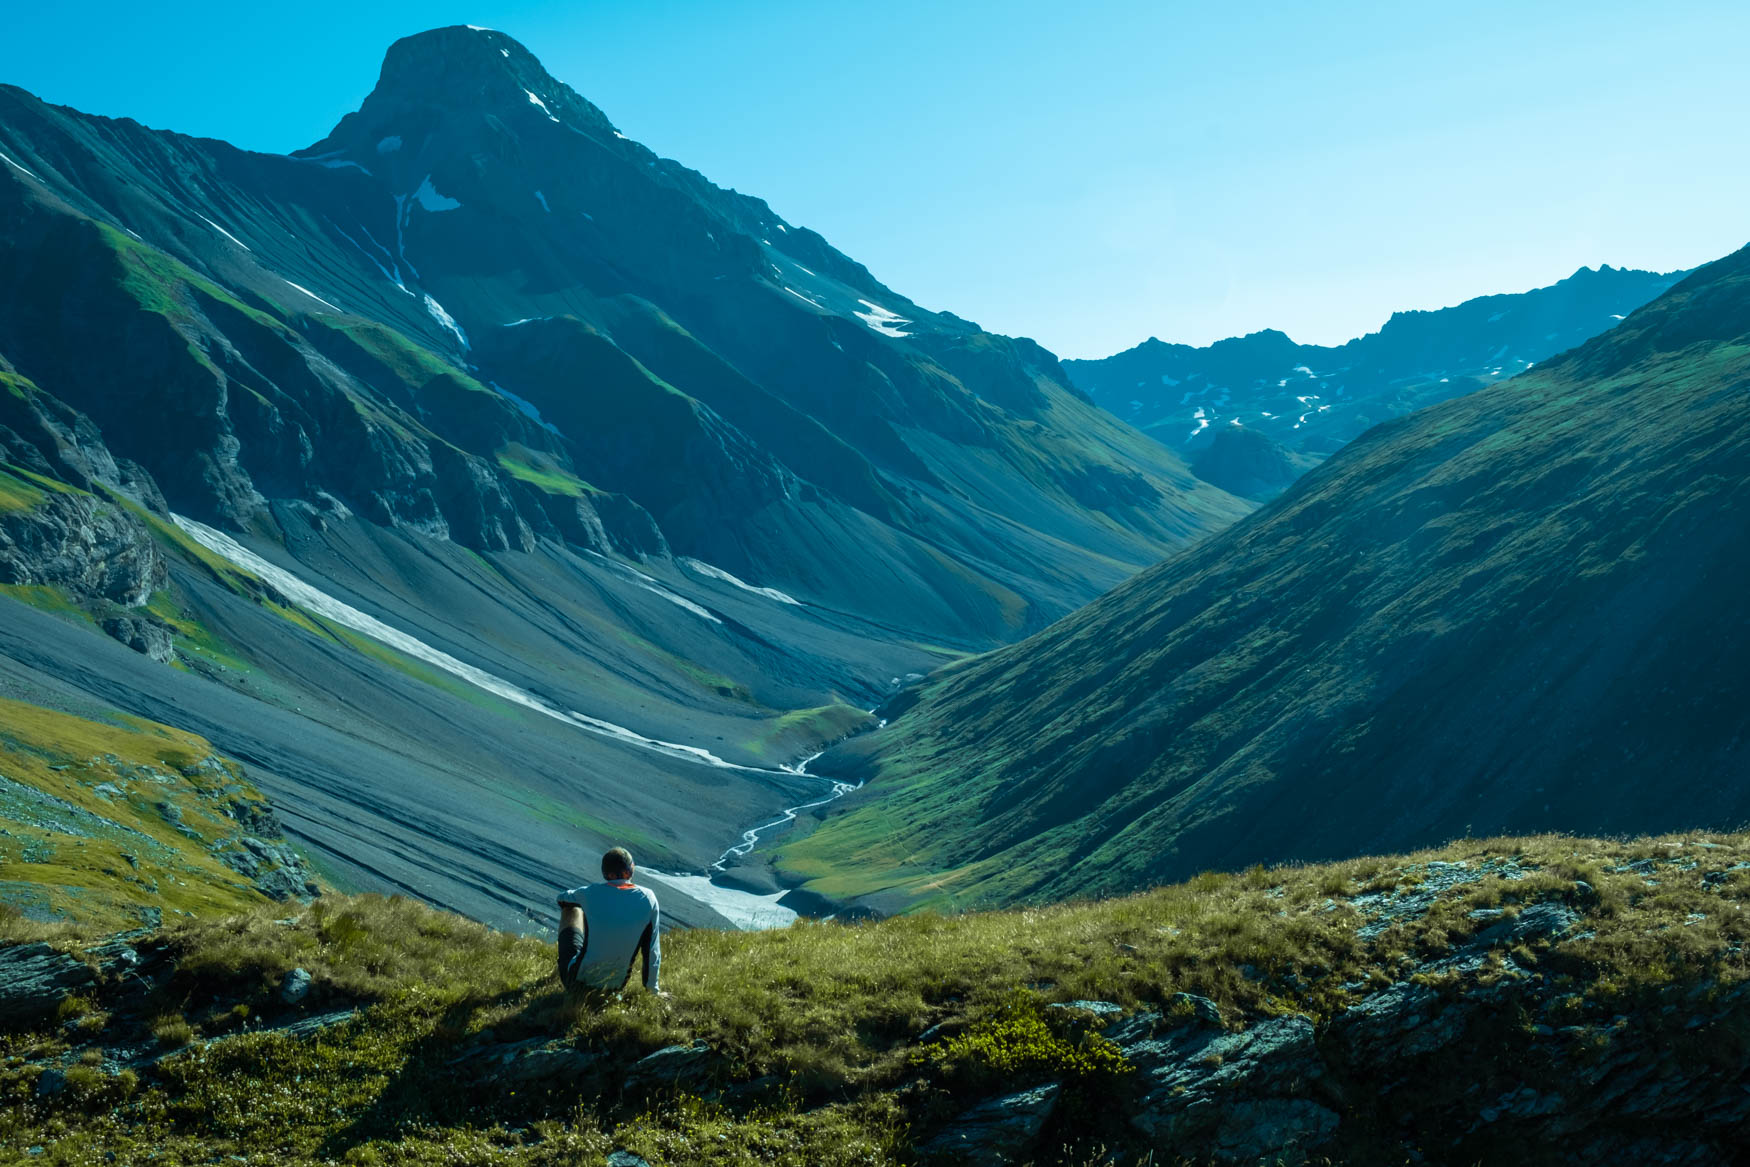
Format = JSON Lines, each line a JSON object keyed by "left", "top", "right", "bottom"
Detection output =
{"left": 4, "top": 1, "right": 1747, "bottom": 357}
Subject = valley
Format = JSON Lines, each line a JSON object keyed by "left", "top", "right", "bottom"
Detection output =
{"left": 0, "top": 26, "right": 1244, "bottom": 931}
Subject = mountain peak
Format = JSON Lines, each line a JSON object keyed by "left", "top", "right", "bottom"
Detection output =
{"left": 372, "top": 25, "right": 553, "bottom": 109}
{"left": 304, "top": 25, "right": 616, "bottom": 157}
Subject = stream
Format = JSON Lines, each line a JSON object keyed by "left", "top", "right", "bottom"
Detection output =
{"left": 171, "top": 516, "right": 860, "bottom": 930}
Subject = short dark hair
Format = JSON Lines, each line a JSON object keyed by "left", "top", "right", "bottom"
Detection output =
{"left": 602, "top": 847, "right": 634, "bottom": 879}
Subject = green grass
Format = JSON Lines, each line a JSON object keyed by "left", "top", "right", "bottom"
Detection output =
{"left": 0, "top": 463, "right": 46, "bottom": 514}
{"left": 2, "top": 832, "right": 1746, "bottom": 1164}
{"left": 741, "top": 704, "right": 876, "bottom": 763}
{"left": 99, "top": 224, "right": 287, "bottom": 337}
{"left": 496, "top": 447, "right": 597, "bottom": 497}
{"left": 0, "top": 697, "right": 315, "bottom": 933}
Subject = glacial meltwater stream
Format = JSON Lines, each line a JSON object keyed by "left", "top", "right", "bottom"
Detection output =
{"left": 172, "top": 516, "right": 856, "bottom": 930}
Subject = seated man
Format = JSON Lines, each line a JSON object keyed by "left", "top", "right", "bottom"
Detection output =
{"left": 556, "top": 846, "right": 665, "bottom": 996}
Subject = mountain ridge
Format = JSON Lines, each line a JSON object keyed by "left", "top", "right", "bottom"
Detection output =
{"left": 779, "top": 244, "right": 1750, "bottom": 912}
{"left": 1066, "top": 263, "right": 1688, "bottom": 492}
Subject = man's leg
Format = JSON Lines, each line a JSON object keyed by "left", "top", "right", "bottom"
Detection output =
{"left": 557, "top": 904, "right": 586, "bottom": 990}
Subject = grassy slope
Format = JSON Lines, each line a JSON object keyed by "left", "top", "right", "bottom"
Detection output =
{"left": 0, "top": 697, "right": 312, "bottom": 931}
{"left": 1, "top": 831, "right": 1745, "bottom": 1164}
{"left": 778, "top": 246, "right": 1750, "bottom": 911}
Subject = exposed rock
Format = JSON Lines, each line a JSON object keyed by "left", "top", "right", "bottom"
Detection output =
{"left": 451, "top": 1036, "right": 604, "bottom": 1086}
{"left": 1473, "top": 902, "right": 1580, "bottom": 947}
{"left": 98, "top": 615, "right": 174, "bottom": 662}
{"left": 920, "top": 1082, "right": 1061, "bottom": 1166}
{"left": 625, "top": 1040, "right": 725, "bottom": 1094}
{"left": 606, "top": 1153, "right": 652, "bottom": 1167}
{"left": 1108, "top": 1011, "right": 1333, "bottom": 1162}
{"left": 1046, "top": 999, "right": 1125, "bottom": 1019}
{"left": 275, "top": 1008, "right": 357, "bottom": 1039}
{"left": 0, "top": 488, "right": 165, "bottom": 608}
{"left": 279, "top": 967, "right": 312, "bottom": 1005}
{"left": 0, "top": 935, "right": 164, "bottom": 1026}
{"left": 1169, "top": 991, "right": 1227, "bottom": 1028}
{"left": 0, "top": 943, "right": 96, "bottom": 1025}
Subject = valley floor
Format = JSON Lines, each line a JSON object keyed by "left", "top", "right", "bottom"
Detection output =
{"left": 4, "top": 831, "right": 1748, "bottom": 1165}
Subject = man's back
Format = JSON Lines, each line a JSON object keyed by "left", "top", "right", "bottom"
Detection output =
{"left": 561, "top": 878, "right": 661, "bottom": 991}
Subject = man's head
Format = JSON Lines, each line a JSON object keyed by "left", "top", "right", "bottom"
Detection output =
{"left": 602, "top": 846, "right": 635, "bottom": 881}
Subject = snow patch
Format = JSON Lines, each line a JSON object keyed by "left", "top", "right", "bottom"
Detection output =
{"left": 196, "top": 214, "right": 251, "bottom": 251}
{"left": 681, "top": 558, "right": 801, "bottom": 605}
{"left": 336, "top": 223, "right": 412, "bottom": 295}
{"left": 282, "top": 280, "right": 341, "bottom": 312}
{"left": 170, "top": 516, "right": 765, "bottom": 773}
{"left": 1160, "top": 373, "right": 1181, "bottom": 387}
{"left": 784, "top": 286, "right": 826, "bottom": 310}
{"left": 412, "top": 175, "right": 461, "bottom": 213}
{"left": 0, "top": 150, "right": 38, "bottom": 179}
{"left": 525, "top": 91, "right": 560, "bottom": 122}
{"left": 376, "top": 135, "right": 402, "bottom": 154}
{"left": 1188, "top": 407, "right": 1209, "bottom": 441}
{"left": 853, "top": 299, "right": 912, "bottom": 338}
{"left": 534, "top": 190, "right": 550, "bottom": 213}
{"left": 316, "top": 158, "right": 372, "bottom": 175}
{"left": 423, "top": 294, "right": 469, "bottom": 350}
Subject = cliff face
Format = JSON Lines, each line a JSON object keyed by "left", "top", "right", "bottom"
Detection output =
{"left": 2, "top": 833, "right": 1746, "bottom": 1165}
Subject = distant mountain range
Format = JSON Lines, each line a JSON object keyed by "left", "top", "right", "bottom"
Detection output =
{"left": 782, "top": 245, "right": 1750, "bottom": 913}
{"left": 0, "top": 27, "right": 1244, "bottom": 930}
{"left": 1064, "top": 266, "right": 1686, "bottom": 497}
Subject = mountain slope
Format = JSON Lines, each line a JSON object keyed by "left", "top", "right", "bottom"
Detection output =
{"left": 781, "top": 244, "right": 1750, "bottom": 912}
{"left": 1066, "top": 265, "right": 1685, "bottom": 479}
{"left": 0, "top": 25, "right": 1245, "bottom": 641}
{"left": 5, "top": 832, "right": 1748, "bottom": 1165}
{"left": 0, "top": 27, "right": 1247, "bottom": 929}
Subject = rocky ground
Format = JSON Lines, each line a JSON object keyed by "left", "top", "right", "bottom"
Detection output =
{"left": 2, "top": 833, "right": 1746, "bottom": 1164}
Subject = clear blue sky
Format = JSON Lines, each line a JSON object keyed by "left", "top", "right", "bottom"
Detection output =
{"left": 6, "top": 1, "right": 1748, "bottom": 356}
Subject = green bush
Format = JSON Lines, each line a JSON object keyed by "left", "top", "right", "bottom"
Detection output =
{"left": 910, "top": 990, "right": 1131, "bottom": 1089}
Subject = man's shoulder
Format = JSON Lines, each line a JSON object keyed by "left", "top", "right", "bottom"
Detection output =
{"left": 637, "top": 883, "right": 660, "bottom": 909}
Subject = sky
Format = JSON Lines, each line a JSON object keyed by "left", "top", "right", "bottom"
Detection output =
{"left": 5, "top": 1, "right": 1748, "bottom": 357}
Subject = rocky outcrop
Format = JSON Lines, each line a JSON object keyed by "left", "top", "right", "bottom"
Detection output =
{"left": 0, "top": 935, "right": 162, "bottom": 1027}
{"left": 921, "top": 1083, "right": 1062, "bottom": 1167}
{"left": 0, "top": 488, "right": 166, "bottom": 608}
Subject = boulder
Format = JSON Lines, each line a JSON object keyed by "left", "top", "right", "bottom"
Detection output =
{"left": 1108, "top": 1011, "right": 1335, "bottom": 1162}
{"left": 920, "top": 1082, "right": 1061, "bottom": 1166}
{"left": 450, "top": 1037, "right": 603, "bottom": 1086}
{"left": 0, "top": 943, "right": 97, "bottom": 1025}
{"left": 625, "top": 1040, "right": 724, "bottom": 1094}
{"left": 280, "top": 967, "right": 313, "bottom": 1005}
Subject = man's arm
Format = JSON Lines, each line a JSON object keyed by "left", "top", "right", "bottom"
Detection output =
{"left": 640, "top": 900, "right": 662, "bottom": 990}
{"left": 556, "top": 899, "right": 588, "bottom": 991}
